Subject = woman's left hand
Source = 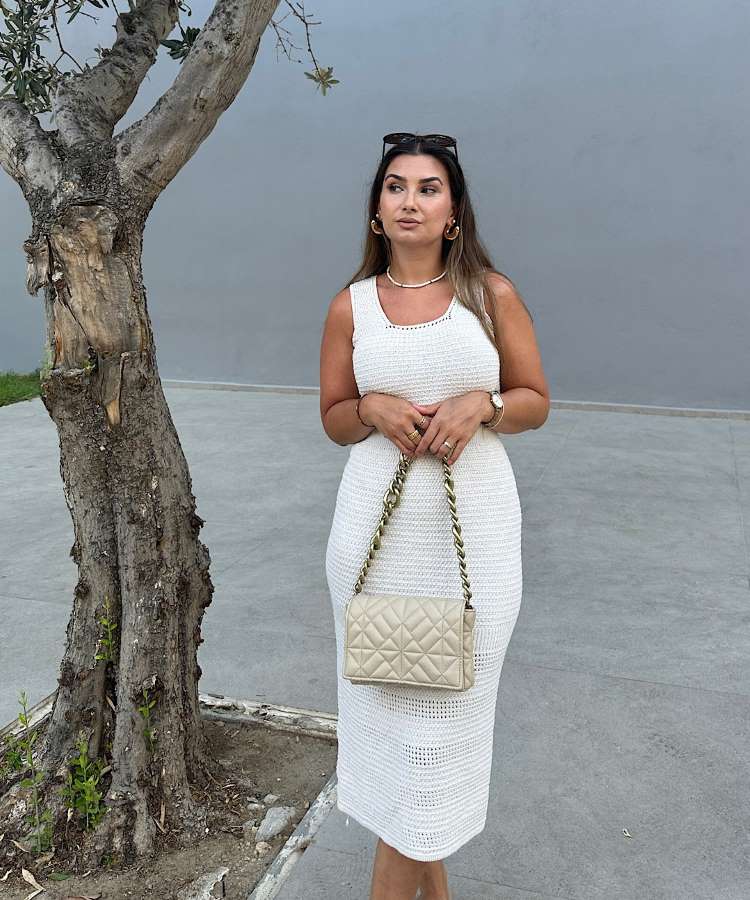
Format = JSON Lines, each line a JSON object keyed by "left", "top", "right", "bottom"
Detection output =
{"left": 409, "top": 391, "right": 490, "bottom": 464}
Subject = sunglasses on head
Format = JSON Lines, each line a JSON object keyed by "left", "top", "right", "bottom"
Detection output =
{"left": 381, "top": 132, "right": 459, "bottom": 164}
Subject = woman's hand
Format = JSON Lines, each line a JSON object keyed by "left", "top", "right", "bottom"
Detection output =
{"left": 410, "top": 391, "right": 490, "bottom": 464}
{"left": 359, "top": 393, "right": 434, "bottom": 458}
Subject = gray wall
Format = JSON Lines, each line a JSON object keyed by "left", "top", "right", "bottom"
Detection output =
{"left": 1, "top": 0, "right": 748, "bottom": 409}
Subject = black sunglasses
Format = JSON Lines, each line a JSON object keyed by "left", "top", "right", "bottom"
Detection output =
{"left": 381, "top": 132, "right": 459, "bottom": 164}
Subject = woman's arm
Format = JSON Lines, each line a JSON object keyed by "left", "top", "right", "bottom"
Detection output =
{"left": 481, "top": 272, "right": 550, "bottom": 433}
{"left": 319, "top": 288, "right": 375, "bottom": 446}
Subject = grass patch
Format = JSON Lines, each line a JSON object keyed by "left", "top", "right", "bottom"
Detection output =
{"left": 0, "top": 370, "right": 42, "bottom": 407}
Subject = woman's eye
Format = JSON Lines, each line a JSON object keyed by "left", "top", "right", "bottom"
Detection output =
{"left": 388, "top": 184, "right": 437, "bottom": 193}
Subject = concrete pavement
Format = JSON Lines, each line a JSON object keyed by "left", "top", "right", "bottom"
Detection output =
{"left": 1, "top": 385, "right": 748, "bottom": 899}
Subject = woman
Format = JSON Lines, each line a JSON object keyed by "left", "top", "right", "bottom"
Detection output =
{"left": 319, "top": 132, "right": 550, "bottom": 900}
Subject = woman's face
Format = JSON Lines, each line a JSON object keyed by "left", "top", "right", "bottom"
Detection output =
{"left": 378, "top": 153, "right": 455, "bottom": 245}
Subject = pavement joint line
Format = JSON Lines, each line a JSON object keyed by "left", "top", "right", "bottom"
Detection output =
{"left": 159, "top": 381, "right": 750, "bottom": 420}
{"left": 4, "top": 384, "right": 749, "bottom": 419}
{"left": 505, "top": 658, "right": 750, "bottom": 699}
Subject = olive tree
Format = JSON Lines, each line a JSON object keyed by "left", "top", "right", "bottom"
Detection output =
{"left": 0, "top": 0, "right": 335, "bottom": 863}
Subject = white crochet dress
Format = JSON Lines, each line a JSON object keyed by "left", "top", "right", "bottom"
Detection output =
{"left": 325, "top": 274, "right": 523, "bottom": 861}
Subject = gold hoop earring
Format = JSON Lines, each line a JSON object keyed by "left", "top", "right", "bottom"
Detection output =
{"left": 371, "top": 215, "right": 385, "bottom": 235}
{"left": 444, "top": 219, "right": 460, "bottom": 240}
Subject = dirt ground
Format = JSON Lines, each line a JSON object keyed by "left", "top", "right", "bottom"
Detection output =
{"left": 0, "top": 715, "right": 339, "bottom": 899}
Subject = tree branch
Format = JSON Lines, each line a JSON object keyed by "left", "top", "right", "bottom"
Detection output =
{"left": 52, "top": 0, "right": 181, "bottom": 147}
{"left": 0, "top": 97, "right": 60, "bottom": 192}
{"left": 114, "top": 0, "right": 280, "bottom": 200}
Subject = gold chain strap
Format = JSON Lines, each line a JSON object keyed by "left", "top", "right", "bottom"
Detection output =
{"left": 352, "top": 451, "right": 473, "bottom": 609}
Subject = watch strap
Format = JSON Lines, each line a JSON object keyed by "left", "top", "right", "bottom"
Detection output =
{"left": 483, "top": 392, "right": 504, "bottom": 428}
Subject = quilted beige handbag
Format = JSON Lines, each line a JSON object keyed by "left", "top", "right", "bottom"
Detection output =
{"left": 343, "top": 450, "right": 476, "bottom": 691}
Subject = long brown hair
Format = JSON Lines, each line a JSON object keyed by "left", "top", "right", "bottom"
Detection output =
{"left": 346, "top": 135, "right": 532, "bottom": 349}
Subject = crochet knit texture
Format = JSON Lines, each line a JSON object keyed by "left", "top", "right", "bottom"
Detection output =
{"left": 325, "top": 274, "right": 523, "bottom": 861}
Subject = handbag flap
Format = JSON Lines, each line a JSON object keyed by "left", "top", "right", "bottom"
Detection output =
{"left": 344, "top": 591, "right": 475, "bottom": 688}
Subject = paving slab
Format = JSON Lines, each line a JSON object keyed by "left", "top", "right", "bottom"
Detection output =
{"left": 1, "top": 386, "right": 749, "bottom": 899}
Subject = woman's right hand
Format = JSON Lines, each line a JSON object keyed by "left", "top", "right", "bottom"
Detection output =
{"left": 359, "top": 393, "right": 432, "bottom": 458}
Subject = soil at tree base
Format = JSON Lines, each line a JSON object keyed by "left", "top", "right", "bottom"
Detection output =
{"left": 0, "top": 716, "right": 338, "bottom": 899}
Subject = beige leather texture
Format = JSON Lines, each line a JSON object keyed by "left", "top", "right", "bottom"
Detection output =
{"left": 343, "top": 591, "right": 476, "bottom": 690}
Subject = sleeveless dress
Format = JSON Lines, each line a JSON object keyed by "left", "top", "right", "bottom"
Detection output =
{"left": 325, "top": 274, "right": 523, "bottom": 862}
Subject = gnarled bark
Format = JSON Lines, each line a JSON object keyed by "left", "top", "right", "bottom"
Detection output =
{"left": 0, "top": 0, "right": 281, "bottom": 868}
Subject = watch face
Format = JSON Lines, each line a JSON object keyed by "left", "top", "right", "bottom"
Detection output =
{"left": 492, "top": 392, "right": 503, "bottom": 409}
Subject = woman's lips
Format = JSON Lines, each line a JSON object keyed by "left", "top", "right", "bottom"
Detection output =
{"left": 398, "top": 221, "right": 420, "bottom": 228}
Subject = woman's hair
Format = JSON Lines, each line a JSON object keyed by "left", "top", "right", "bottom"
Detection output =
{"left": 346, "top": 135, "right": 532, "bottom": 349}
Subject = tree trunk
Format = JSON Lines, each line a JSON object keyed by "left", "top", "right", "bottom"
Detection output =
{"left": 0, "top": 0, "right": 282, "bottom": 866}
{"left": 2, "top": 203, "right": 215, "bottom": 864}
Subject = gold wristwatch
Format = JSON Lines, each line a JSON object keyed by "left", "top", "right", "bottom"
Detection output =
{"left": 482, "top": 390, "right": 505, "bottom": 428}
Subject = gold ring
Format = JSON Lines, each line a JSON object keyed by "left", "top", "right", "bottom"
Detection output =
{"left": 406, "top": 430, "right": 421, "bottom": 444}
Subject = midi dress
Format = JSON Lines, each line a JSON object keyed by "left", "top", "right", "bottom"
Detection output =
{"left": 325, "top": 273, "right": 524, "bottom": 861}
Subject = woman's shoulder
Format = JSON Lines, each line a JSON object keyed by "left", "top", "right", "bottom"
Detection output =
{"left": 479, "top": 270, "right": 514, "bottom": 320}
{"left": 483, "top": 269, "right": 533, "bottom": 324}
{"left": 485, "top": 269, "right": 518, "bottom": 299}
{"left": 326, "top": 276, "right": 369, "bottom": 327}
{"left": 327, "top": 286, "right": 352, "bottom": 320}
